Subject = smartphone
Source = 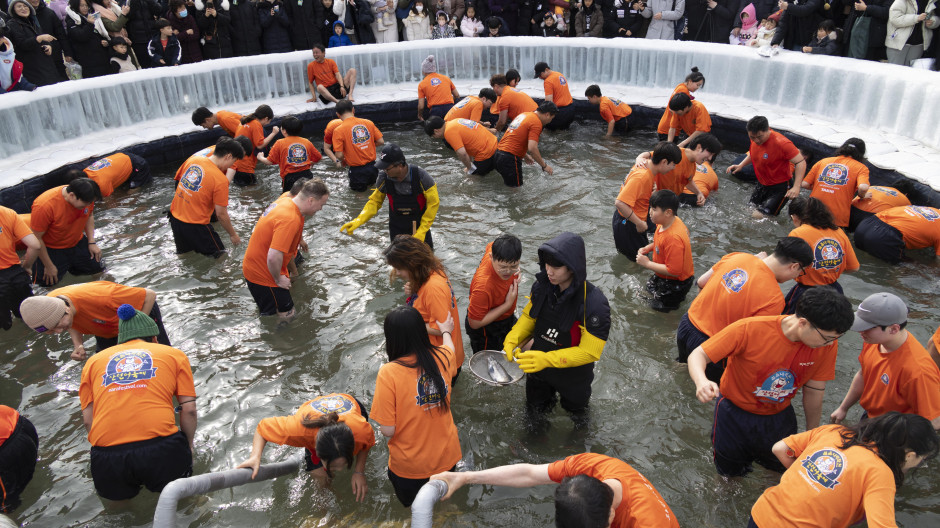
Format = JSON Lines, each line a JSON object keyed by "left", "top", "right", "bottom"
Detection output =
{"left": 92, "top": 12, "right": 101, "bottom": 20}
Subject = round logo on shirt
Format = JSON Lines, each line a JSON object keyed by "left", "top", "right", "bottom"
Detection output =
{"left": 454, "top": 97, "right": 470, "bottom": 108}
{"left": 415, "top": 372, "right": 448, "bottom": 408}
{"left": 457, "top": 118, "right": 477, "bottom": 129}
{"left": 819, "top": 163, "right": 849, "bottom": 186}
{"left": 880, "top": 373, "right": 890, "bottom": 385}
{"left": 909, "top": 206, "right": 939, "bottom": 221}
{"left": 287, "top": 143, "right": 308, "bottom": 164}
{"left": 753, "top": 369, "right": 796, "bottom": 403}
{"left": 762, "top": 153, "right": 769, "bottom": 159}
{"left": 430, "top": 77, "right": 441, "bottom": 86}
{"left": 800, "top": 448, "right": 845, "bottom": 490}
{"left": 311, "top": 394, "right": 354, "bottom": 415}
{"left": 102, "top": 349, "right": 158, "bottom": 387}
{"left": 88, "top": 158, "right": 112, "bottom": 171}
{"left": 507, "top": 114, "right": 526, "bottom": 131}
{"left": 812, "top": 238, "right": 844, "bottom": 270}
{"left": 180, "top": 165, "right": 205, "bottom": 192}
{"left": 558, "top": 75, "right": 567, "bottom": 85}
{"left": 872, "top": 186, "right": 898, "bottom": 196}
{"left": 351, "top": 124, "right": 371, "bottom": 147}
{"left": 721, "top": 269, "right": 748, "bottom": 293}
{"left": 261, "top": 202, "right": 278, "bottom": 217}
{"left": 610, "top": 98, "right": 623, "bottom": 107}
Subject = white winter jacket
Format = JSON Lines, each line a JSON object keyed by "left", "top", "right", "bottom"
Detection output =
{"left": 886, "top": 0, "right": 939, "bottom": 50}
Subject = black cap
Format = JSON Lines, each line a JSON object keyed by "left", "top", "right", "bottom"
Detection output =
{"left": 534, "top": 62, "right": 549, "bottom": 78}
{"left": 375, "top": 143, "right": 406, "bottom": 170}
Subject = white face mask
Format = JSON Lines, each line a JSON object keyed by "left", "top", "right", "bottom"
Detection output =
{"left": 415, "top": 5, "right": 423, "bottom": 12}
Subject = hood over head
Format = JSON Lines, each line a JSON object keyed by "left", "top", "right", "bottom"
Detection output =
{"left": 536, "top": 232, "right": 587, "bottom": 292}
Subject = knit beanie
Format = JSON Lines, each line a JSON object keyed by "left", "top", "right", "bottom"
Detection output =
{"left": 117, "top": 304, "right": 159, "bottom": 344}
{"left": 19, "top": 296, "right": 67, "bottom": 333}
{"left": 421, "top": 55, "right": 436, "bottom": 74}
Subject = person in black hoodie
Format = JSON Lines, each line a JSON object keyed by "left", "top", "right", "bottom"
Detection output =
{"left": 258, "top": 0, "right": 291, "bottom": 53}
{"left": 27, "top": 0, "right": 69, "bottom": 80}
{"left": 196, "top": 0, "right": 233, "bottom": 58}
{"left": 229, "top": 0, "right": 262, "bottom": 55}
{"left": 6, "top": 0, "right": 64, "bottom": 85}
{"left": 503, "top": 232, "right": 611, "bottom": 434}
{"left": 65, "top": 0, "right": 111, "bottom": 78}
{"left": 125, "top": 0, "right": 160, "bottom": 68}
{"left": 285, "top": 0, "right": 324, "bottom": 49}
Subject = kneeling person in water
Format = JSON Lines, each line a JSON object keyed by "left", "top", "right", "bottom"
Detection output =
{"left": 424, "top": 116, "right": 498, "bottom": 176}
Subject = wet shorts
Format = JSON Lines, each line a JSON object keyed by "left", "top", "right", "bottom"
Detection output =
{"left": 246, "top": 279, "right": 294, "bottom": 316}
{"left": 347, "top": 162, "right": 378, "bottom": 192}
{"left": 612, "top": 210, "right": 648, "bottom": 262}
{"left": 470, "top": 152, "right": 497, "bottom": 176}
{"left": 168, "top": 212, "right": 225, "bottom": 257}
{"left": 495, "top": 150, "right": 524, "bottom": 187}
{"left": 90, "top": 431, "right": 192, "bottom": 501}
{"left": 749, "top": 180, "right": 790, "bottom": 216}
{"left": 711, "top": 395, "right": 796, "bottom": 477}
{"left": 0, "top": 414, "right": 39, "bottom": 513}
{"left": 0, "top": 265, "right": 32, "bottom": 331}
{"left": 319, "top": 83, "right": 347, "bottom": 103}
{"left": 854, "top": 215, "right": 906, "bottom": 264}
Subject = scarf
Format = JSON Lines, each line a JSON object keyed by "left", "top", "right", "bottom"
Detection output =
{"left": 66, "top": 5, "right": 111, "bottom": 39}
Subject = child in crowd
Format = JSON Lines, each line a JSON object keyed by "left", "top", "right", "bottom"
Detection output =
{"left": 258, "top": 116, "right": 322, "bottom": 194}
{"left": 328, "top": 21, "right": 354, "bottom": 47}
{"left": 431, "top": 11, "right": 456, "bottom": 38}
{"left": 460, "top": 4, "right": 483, "bottom": 37}
{"left": 403, "top": 1, "right": 432, "bottom": 41}
{"left": 802, "top": 19, "right": 841, "bottom": 56}
{"left": 730, "top": 2, "right": 757, "bottom": 45}
{"left": 0, "top": 36, "right": 37, "bottom": 93}
{"left": 109, "top": 37, "right": 140, "bottom": 74}
{"left": 636, "top": 189, "right": 694, "bottom": 312}
{"left": 148, "top": 19, "right": 182, "bottom": 67}
{"left": 539, "top": 12, "right": 563, "bottom": 37}
{"left": 748, "top": 13, "right": 778, "bottom": 48}
{"left": 483, "top": 16, "right": 505, "bottom": 37}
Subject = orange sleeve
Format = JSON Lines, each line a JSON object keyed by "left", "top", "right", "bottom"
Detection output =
{"left": 269, "top": 213, "right": 300, "bottom": 255}
{"left": 469, "top": 103, "right": 482, "bottom": 123}
{"left": 79, "top": 356, "right": 97, "bottom": 409}
{"left": 668, "top": 110, "right": 679, "bottom": 130}
{"left": 417, "top": 78, "right": 427, "bottom": 100}
{"left": 443, "top": 124, "right": 464, "bottom": 150}
{"left": 661, "top": 232, "right": 691, "bottom": 279}
{"left": 547, "top": 459, "right": 567, "bottom": 483}
{"left": 372, "top": 122, "right": 383, "bottom": 142}
{"left": 267, "top": 139, "right": 284, "bottom": 166}
{"left": 256, "top": 414, "right": 312, "bottom": 448}
{"left": 29, "top": 196, "right": 54, "bottom": 234}
{"left": 369, "top": 364, "right": 396, "bottom": 426}
{"left": 694, "top": 104, "right": 712, "bottom": 132}
{"left": 526, "top": 116, "right": 542, "bottom": 142}
{"left": 12, "top": 213, "right": 32, "bottom": 241}
{"left": 544, "top": 78, "right": 554, "bottom": 97}
{"left": 173, "top": 351, "right": 197, "bottom": 398}
{"left": 700, "top": 319, "right": 748, "bottom": 364}
{"left": 307, "top": 140, "right": 322, "bottom": 164}
{"left": 599, "top": 100, "right": 613, "bottom": 123}
{"left": 213, "top": 173, "right": 229, "bottom": 208}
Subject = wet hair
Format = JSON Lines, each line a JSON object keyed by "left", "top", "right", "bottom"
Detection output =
{"left": 651, "top": 141, "right": 683, "bottom": 164}
{"left": 213, "top": 136, "right": 246, "bottom": 159}
{"left": 191, "top": 107, "right": 213, "bottom": 127}
{"left": 584, "top": 84, "right": 602, "bottom": 98}
{"left": 312, "top": 43, "right": 326, "bottom": 52}
{"left": 554, "top": 475, "right": 614, "bottom": 528}
{"left": 478, "top": 87, "right": 497, "bottom": 103}
{"left": 491, "top": 234, "right": 522, "bottom": 262}
{"left": 383, "top": 306, "right": 450, "bottom": 413}
{"left": 297, "top": 177, "right": 329, "bottom": 199}
{"left": 788, "top": 196, "right": 837, "bottom": 230}
{"left": 233, "top": 136, "right": 254, "bottom": 156}
{"left": 505, "top": 69, "right": 521, "bottom": 85}
{"left": 794, "top": 286, "right": 854, "bottom": 334}
{"left": 773, "top": 236, "right": 813, "bottom": 267}
{"left": 689, "top": 133, "right": 722, "bottom": 158}
{"left": 241, "top": 104, "right": 273, "bottom": 125}
{"left": 424, "top": 116, "right": 445, "bottom": 136}
{"left": 289, "top": 176, "right": 311, "bottom": 196}
{"left": 891, "top": 179, "right": 916, "bottom": 198}
{"left": 668, "top": 92, "right": 692, "bottom": 112}
{"left": 489, "top": 74, "right": 507, "bottom": 87}
{"left": 835, "top": 137, "right": 866, "bottom": 161}
{"left": 487, "top": 16, "right": 501, "bottom": 29}
{"left": 685, "top": 67, "right": 705, "bottom": 86}
{"left": 840, "top": 412, "right": 939, "bottom": 487}
{"left": 747, "top": 115, "right": 770, "bottom": 133}
{"left": 65, "top": 177, "right": 102, "bottom": 203}
{"left": 650, "top": 189, "right": 680, "bottom": 215}
{"left": 281, "top": 116, "right": 303, "bottom": 137}
{"left": 383, "top": 235, "right": 446, "bottom": 292}
{"left": 63, "top": 167, "right": 85, "bottom": 184}
{"left": 537, "top": 101, "right": 558, "bottom": 115}
{"left": 335, "top": 99, "right": 354, "bottom": 116}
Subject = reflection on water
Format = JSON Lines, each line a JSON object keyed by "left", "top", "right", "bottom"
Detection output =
{"left": 3, "top": 123, "right": 938, "bottom": 527}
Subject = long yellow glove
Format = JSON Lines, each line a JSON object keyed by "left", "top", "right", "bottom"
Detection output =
{"left": 515, "top": 327, "right": 606, "bottom": 374}
{"left": 502, "top": 301, "right": 535, "bottom": 361}
{"left": 412, "top": 184, "right": 440, "bottom": 242}
{"left": 340, "top": 189, "right": 384, "bottom": 235}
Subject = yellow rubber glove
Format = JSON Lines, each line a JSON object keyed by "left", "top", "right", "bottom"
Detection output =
{"left": 339, "top": 189, "right": 383, "bottom": 235}
{"left": 340, "top": 217, "right": 364, "bottom": 235}
{"left": 515, "top": 327, "right": 606, "bottom": 373}
{"left": 502, "top": 301, "right": 535, "bottom": 361}
{"left": 413, "top": 184, "right": 440, "bottom": 242}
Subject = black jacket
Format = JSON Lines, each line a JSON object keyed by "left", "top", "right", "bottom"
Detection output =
{"left": 602, "top": 0, "right": 647, "bottom": 37}
{"left": 285, "top": 0, "right": 325, "bottom": 49}
{"left": 147, "top": 34, "right": 182, "bottom": 65}
{"left": 258, "top": 0, "right": 292, "bottom": 53}
{"left": 126, "top": 0, "right": 161, "bottom": 44}
{"left": 842, "top": 0, "right": 890, "bottom": 60}
{"left": 65, "top": 16, "right": 111, "bottom": 78}
{"left": 230, "top": 0, "right": 263, "bottom": 55}
{"left": 196, "top": 1, "right": 234, "bottom": 58}
{"left": 6, "top": 14, "right": 64, "bottom": 86}
{"left": 686, "top": 0, "right": 736, "bottom": 43}
{"left": 771, "top": 0, "right": 822, "bottom": 49}
{"left": 33, "top": 1, "right": 69, "bottom": 77}
{"left": 318, "top": 3, "right": 339, "bottom": 48}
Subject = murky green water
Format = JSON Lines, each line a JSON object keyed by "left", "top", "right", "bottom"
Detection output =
{"left": 3, "top": 122, "right": 939, "bottom": 527}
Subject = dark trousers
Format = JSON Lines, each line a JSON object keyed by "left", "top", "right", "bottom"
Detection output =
{"left": 646, "top": 275, "right": 694, "bottom": 311}
{"left": 464, "top": 314, "right": 517, "bottom": 353}
{"left": 283, "top": 169, "right": 313, "bottom": 194}
{"left": 387, "top": 464, "right": 456, "bottom": 508}
{"left": 32, "top": 235, "right": 105, "bottom": 286}
{"left": 0, "top": 415, "right": 39, "bottom": 513}
{"left": 525, "top": 364, "right": 594, "bottom": 433}
{"left": 612, "top": 210, "right": 648, "bottom": 262}
{"left": 783, "top": 281, "right": 843, "bottom": 315}
{"left": 847, "top": 206, "right": 874, "bottom": 232}
{"left": 712, "top": 395, "right": 796, "bottom": 477}
{"left": 676, "top": 313, "right": 724, "bottom": 383}
{"left": 0, "top": 265, "right": 33, "bottom": 330}
{"left": 749, "top": 180, "right": 791, "bottom": 217}
{"left": 855, "top": 215, "right": 906, "bottom": 264}
{"left": 545, "top": 104, "right": 575, "bottom": 130}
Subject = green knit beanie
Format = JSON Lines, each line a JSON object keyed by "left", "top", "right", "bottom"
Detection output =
{"left": 117, "top": 304, "right": 159, "bottom": 344}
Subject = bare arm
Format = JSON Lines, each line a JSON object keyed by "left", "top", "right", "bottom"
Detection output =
{"left": 214, "top": 205, "right": 240, "bottom": 246}
{"left": 802, "top": 380, "right": 826, "bottom": 430}
{"left": 307, "top": 80, "right": 317, "bottom": 102}
{"left": 235, "top": 427, "right": 268, "bottom": 478}
{"left": 688, "top": 347, "right": 720, "bottom": 403}
{"left": 606, "top": 120, "right": 616, "bottom": 137}
{"left": 142, "top": 288, "right": 157, "bottom": 314}
{"left": 68, "top": 327, "right": 87, "bottom": 361}
{"left": 615, "top": 199, "right": 646, "bottom": 233}
{"left": 430, "top": 463, "right": 553, "bottom": 500}
{"left": 177, "top": 397, "right": 197, "bottom": 452}
{"left": 85, "top": 214, "right": 101, "bottom": 262}
{"left": 786, "top": 155, "right": 807, "bottom": 199}
{"left": 379, "top": 424, "right": 395, "bottom": 437}
{"left": 455, "top": 147, "right": 474, "bottom": 172}
{"left": 696, "top": 266, "right": 715, "bottom": 289}
{"left": 772, "top": 439, "right": 798, "bottom": 469}
{"left": 527, "top": 140, "right": 551, "bottom": 174}
{"left": 82, "top": 403, "right": 94, "bottom": 434}
{"left": 266, "top": 248, "right": 289, "bottom": 289}
{"left": 20, "top": 233, "right": 40, "bottom": 270}
{"left": 830, "top": 370, "right": 864, "bottom": 424}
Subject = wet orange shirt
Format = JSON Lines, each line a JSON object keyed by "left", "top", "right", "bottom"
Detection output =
{"left": 445, "top": 96, "right": 484, "bottom": 123}
{"left": 370, "top": 345, "right": 460, "bottom": 478}
{"left": 444, "top": 119, "right": 497, "bottom": 161}
{"left": 543, "top": 71, "right": 572, "bottom": 107}
{"left": 216, "top": 110, "right": 243, "bottom": 137}
{"left": 495, "top": 87, "right": 538, "bottom": 120}
{"left": 0, "top": 405, "right": 18, "bottom": 446}
{"left": 242, "top": 199, "right": 304, "bottom": 287}
{"left": 256, "top": 393, "right": 375, "bottom": 456}
{"left": 804, "top": 156, "right": 870, "bottom": 227}
{"left": 703, "top": 316, "right": 838, "bottom": 415}
{"left": 752, "top": 425, "right": 898, "bottom": 528}
{"left": 858, "top": 333, "right": 940, "bottom": 421}
{"left": 653, "top": 217, "right": 694, "bottom": 281}
{"left": 654, "top": 149, "right": 695, "bottom": 195}
{"left": 497, "top": 112, "right": 542, "bottom": 158}
{"left": 411, "top": 271, "right": 465, "bottom": 367}
{"left": 852, "top": 186, "right": 910, "bottom": 214}
{"left": 50, "top": 281, "right": 147, "bottom": 338}
{"left": 616, "top": 166, "right": 655, "bottom": 222}
{"left": 467, "top": 242, "right": 516, "bottom": 322}
{"left": 789, "top": 225, "right": 858, "bottom": 286}
{"left": 323, "top": 118, "right": 342, "bottom": 147}
{"left": 599, "top": 96, "right": 632, "bottom": 123}
{"left": 668, "top": 100, "right": 711, "bottom": 136}
{"left": 657, "top": 83, "right": 691, "bottom": 134}
{"left": 307, "top": 58, "right": 339, "bottom": 87}
{"left": 171, "top": 157, "right": 229, "bottom": 225}
{"left": 174, "top": 146, "right": 214, "bottom": 182}
{"left": 0, "top": 206, "right": 33, "bottom": 269}
{"left": 933, "top": 325, "right": 940, "bottom": 353}
{"left": 418, "top": 73, "right": 456, "bottom": 107}
{"left": 30, "top": 186, "right": 94, "bottom": 249}
{"left": 750, "top": 130, "right": 800, "bottom": 186}
{"left": 83, "top": 153, "right": 133, "bottom": 197}
{"left": 80, "top": 340, "right": 196, "bottom": 447}
{"left": 548, "top": 453, "right": 679, "bottom": 528}
{"left": 233, "top": 119, "right": 265, "bottom": 174}
{"left": 332, "top": 117, "right": 383, "bottom": 167}
{"left": 266, "top": 136, "right": 321, "bottom": 180}
{"left": 688, "top": 252, "right": 785, "bottom": 337}
{"left": 682, "top": 162, "right": 719, "bottom": 198}
{"left": 876, "top": 206, "right": 940, "bottom": 256}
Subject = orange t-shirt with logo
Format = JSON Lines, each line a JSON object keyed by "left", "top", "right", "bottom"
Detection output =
{"left": 852, "top": 186, "right": 910, "bottom": 214}
{"left": 50, "top": 281, "right": 147, "bottom": 338}
{"left": 0, "top": 405, "right": 19, "bottom": 446}
{"left": 0, "top": 206, "right": 33, "bottom": 269}
{"left": 174, "top": 146, "right": 214, "bottom": 182}
{"left": 445, "top": 96, "right": 484, "bottom": 123}
{"left": 543, "top": 71, "right": 572, "bottom": 107}
{"left": 332, "top": 117, "right": 383, "bottom": 167}
{"left": 410, "top": 271, "right": 465, "bottom": 367}
{"left": 256, "top": 393, "right": 375, "bottom": 457}
{"left": 682, "top": 162, "right": 719, "bottom": 198}
{"left": 616, "top": 166, "right": 655, "bottom": 222}
{"left": 467, "top": 242, "right": 516, "bottom": 323}
{"left": 653, "top": 217, "right": 694, "bottom": 281}
{"left": 216, "top": 110, "right": 243, "bottom": 137}
{"left": 751, "top": 425, "right": 898, "bottom": 528}
{"left": 804, "top": 156, "right": 871, "bottom": 227}
{"left": 497, "top": 112, "right": 542, "bottom": 158}
{"left": 657, "top": 83, "right": 691, "bottom": 134}
{"left": 857, "top": 333, "right": 940, "bottom": 421}
{"left": 789, "top": 225, "right": 858, "bottom": 286}
{"left": 171, "top": 157, "right": 229, "bottom": 225}
{"left": 83, "top": 153, "right": 133, "bottom": 197}
{"left": 307, "top": 58, "right": 339, "bottom": 87}
{"left": 654, "top": 148, "right": 695, "bottom": 195}
{"left": 687, "top": 252, "right": 785, "bottom": 337}
{"left": 30, "top": 186, "right": 94, "bottom": 249}
{"left": 80, "top": 340, "right": 196, "bottom": 446}
{"left": 266, "top": 136, "right": 321, "bottom": 180}
{"left": 750, "top": 130, "right": 800, "bottom": 186}
{"left": 242, "top": 200, "right": 304, "bottom": 287}
{"left": 703, "top": 315, "right": 838, "bottom": 415}
{"left": 668, "top": 100, "right": 711, "bottom": 136}
{"left": 495, "top": 87, "right": 538, "bottom": 120}
{"left": 233, "top": 119, "right": 265, "bottom": 174}
{"left": 418, "top": 73, "right": 456, "bottom": 107}
{"left": 599, "top": 96, "right": 632, "bottom": 123}
{"left": 876, "top": 206, "right": 940, "bottom": 256}
{"left": 547, "top": 453, "right": 679, "bottom": 528}
{"left": 370, "top": 345, "right": 461, "bottom": 478}
{"left": 323, "top": 118, "right": 342, "bottom": 147}
{"left": 444, "top": 119, "right": 497, "bottom": 161}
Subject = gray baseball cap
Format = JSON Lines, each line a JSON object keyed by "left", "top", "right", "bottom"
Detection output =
{"left": 851, "top": 292, "right": 908, "bottom": 331}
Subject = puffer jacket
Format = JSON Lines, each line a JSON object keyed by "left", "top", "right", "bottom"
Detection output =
{"left": 229, "top": 0, "right": 263, "bottom": 55}
{"left": 641, "top": 0, "right": 684, "bottom": 39}
{"left": 195, "top": 0, "right": 233, "bottom": 58}
{"left": 886, "top": 0, "right": 938, "bottom": 50}
{"left": 258, "top": 0, "right": 292, "bottom": 52}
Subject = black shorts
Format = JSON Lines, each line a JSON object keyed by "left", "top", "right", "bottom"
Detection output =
{"left": 126, "top": 152, "right": 152, "bottom": 190}
{"left": 246, "top": 279, "right": 295, "bottom": 316}
{"left": 283, "top": 169, "right": 313, "bottom": 194}
{"left": 854, "top": 215, "right": 906, "bottom": 264}
{"left": 783, "top": 281, "right": 842, "bottom": 315}
{"left": 847, "top": 206, "right": 874, "bottom": 232}
{"left": 495, "top": 150, "right": 524, "bottom": 187}
{"left": 678, "top": 192, "right": 699, "bottom": 207}
{"left": 427, "top": 104, "right": 453, "bottom": 119}
{"left": 232, "top": 170, "right": 257, "bottom": 187}
{"left": 612, "top": 210, "right": 648, "bottom": 262}
{"left": 319, "top": 82, "right": 346, "bottom": 103}
{"left": 0, "top": 414, "right": 39, "bottom": 513}
{"left": 31, "top": 235, "right": 105, "bottom": 286}
{"left": 464, "top": 314, "right": 517, "bottom": 353}
{"left": 90, "top": 431, "right": 192, "bottom": 501}
{"left": 0, "top": 265, "right": 33, "bottom": 331}
{"left": 347, "top": 162, "right": 378, "bottom": 192}
{"left": 168, "top": 213, "right": 225, "bottom": 257}
{"left": 304, "top": 397, "right": 369, "bottom": 472}
{"left": 646, "top": 275, "right": 694, "bottom": 311}
{"left": 387, "top": 464, "right": 456, "bottom": 508}
{"left": 93, "top": 302, "right": 172, "bottom": 351}
{"left": 749, "top": 180, "right": 791, "bottom": 216}
{"left": 711, "top": 395, "right": 796, "bottom": 477}
{"left": 545, "top": 103, "right": 575, "bottom": 130}
{"left": 675, "top": 313, "right": 725, "bottom": 382}
{"left": 470, "top": 153, "right": 497, "bottom": 176}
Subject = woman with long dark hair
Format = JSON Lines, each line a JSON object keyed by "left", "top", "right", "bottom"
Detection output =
{"left": 231, "top": 104, "right": 280, "bottom": 186}
{"left": 65, "top": 0, "right": 112, "bottom": 79}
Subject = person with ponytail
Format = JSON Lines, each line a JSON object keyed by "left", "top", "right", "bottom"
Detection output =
{"left": 749, "top": 411, "right": 939, "bottom": 527}
{"left": 236, "top": 393, "right": 375, "bottom": 500}
{"left": 656, "top": 67, "right": 704, "bottom": 141}
{"left": 232, "top": 104, "right": 281, "bottom": 187}
{"left": 801, "top": 138, "right": 871, "bottom": 229}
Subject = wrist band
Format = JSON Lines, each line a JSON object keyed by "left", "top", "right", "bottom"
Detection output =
{"left": 442, "top": 331, "right": 451, "bottom": 336}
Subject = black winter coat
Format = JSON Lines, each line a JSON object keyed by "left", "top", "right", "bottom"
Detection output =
{"left": 318, "top": 2, "right": 339, "bottom": 47}
{"left": 686, "top": 0, "right": 736, "bottom": 43}
{"left": 353, "top": 0, "right": 375, "bottom": 43}
{"left": 843, "top": 0, "right": 890, "bottom": 60}
{"left": 196, "top": 4, "right": 234, "bottom": 58}
{"left": 126, "top": 0, "right": 160, "bottom": 44}
{"left": 229, "top": 0, "right": 263, "bottom": 55}
{"left": 6, "top": 14, "right": 64, "bottom": 86}
{"left": 33, "top": 1, "right": 69, "bottom": 78}
{"left": 285, "top": 0, "right": 324, "bottom": 49}
{"left": 602, "top": 0, "right": 647, "bottom": 38}
{"left": 771, "top": 0, "right": 822, "bottom": 50}
{"left": 65, "top": 17, "right": 111, "bottom": 78}
{"left": 258, "top": 1, "right": 292, "bottom": 53}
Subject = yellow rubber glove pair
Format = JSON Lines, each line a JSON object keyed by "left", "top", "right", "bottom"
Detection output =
{"left": 512, "top": 327, "right": 607, "bottom": 374}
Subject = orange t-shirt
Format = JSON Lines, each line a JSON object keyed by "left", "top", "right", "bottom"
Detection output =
{"left": 599, "top": 96, "right": 632, "bottom": 123}
{"left": 653, "top": 217, "right": 694, "bottom": 281}
{"left": 80, "top": 340, "right": 196, "bottom": 447}
{"left": 83, "top": 153, "right": 133, "bottom": 198}
{"left": 444, "top": 96, "right": 484, "bottom": 123}
{"left": 703, "top": 316, "right": 838, "bottom": 415}
{"left": 876, "top": 206, "right": 940, "bottom": 256}
{"left": 657, "top": 83, "right": 691, "bottom": 134}
{"left": 497, "top": 112, "right": 542, "bottom": 158}
{"left": 332, "top": 117, "right": 383, "bottom": 167}
{"left": 370, "top": 346, "right": 461, "bottom": 478}
{"left": 418, "top": 73, "right": 456, "bottom": 107}
{"left": 857, "top": 333, "right": 940, "bottom": 421}
{"left": 323, "top": 118, "right": 342, "bottom": 147}
{"left": 654, "top": 149, "right": 695, "bottom": 195}
{"left": 750, "top": 130, "right": 800, "bottom": 186}
{"left": 171, "top": 156, "right": 229, "bottom": 225}
{"left": 0, "top": 206, "right": 33, "bottom": 269}
{"left": 256, "top": 393, "right": 375, "bottom": 457}
{"left": 30, "top": 186, "right": 94, "bottom": 249}
{"left": 410, "top": 271, "right": 465, "bottom": 367}
{"left": 616, "top": 166, "right": 655, "bottom": 222}
{"left": 266, "top": 136, "right": 321, "bottom": 180}
{"left": 495, "top": 87, "right": 538, "bottom": 120}
{"left": 668, "top": 100, "right": 711, "bottom": 136}
{"left": 174, "top": 146, "right": 214, "bottom": 182}
{"left": 466, "top": 242, "right": 516, "bottom": 323}
{"left": 789, "top": 225, "right": 858, "bottom": 286}
{"left": 547, "top": 453, "right": 679, "bottom": 528}
{"left": 0, "top": 405, "right": 19, "bottom": 446}
{"left": 682, "top": 162, "right": 719, "bottom": 198}
{"left": 242, "top": 200, "right": 304, "bottom": 287}
{"left": 543, "top": 71, "right": 572, "bottom": 107}
{"left": 50, "top": 281, "right": 147, "bottom": 338}
{"left": 687, "top": 252, "right": 785, "bottom": 337}
{"left": 852, "top": 186, "right": 910, "bottom": 214}
{"left": 444, "top": 119, "right": 497, "bottom": 161}
{"left": 803, "top": 156, "right": 871, "bottom": 228}
{"left": 216, "top": 110, "right": 243, "bottom": 137}
{"left": 307, "top": 58, "right": 339, "bottom": 87}
{"left": 233, "top": 119, "right": 265, "bottom": 174}
{"left": 933, "top": 325, "right": 940, "bottom": 353}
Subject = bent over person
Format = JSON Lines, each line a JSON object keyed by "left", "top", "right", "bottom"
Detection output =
{"left": 30, "top": 177, "right": 103, "bottom": 285}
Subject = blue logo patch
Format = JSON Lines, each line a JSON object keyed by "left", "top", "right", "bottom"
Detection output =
{"left": 88, "top": 158, "right": 112, "bottom": 171}
{"left": 909, "top": 206, "right": 939, "bottom": 221}
{"left": 881, "top": 373, "right": 890, "bottom": 385}
{"left": 180, "top": 165, "right": 205, "bottom": 192}
{"left": 610, "top": 98, "right": 623, "bottom": 107}
{"left": 721, "top": 269, "right": 748, "bottom": 293}
{"left": 287, "top": 143, "right": 308, "bottom": 165}
{"left": 101, "top": 349, "right": 158, "bottom": 387}
{"left": 415, "top": 371, "right": 448, "bottom": 408}
{"left": 351, "top": 124, "right": 371, "bottom": 147}
{"left": 558, "top": 75, "right": 567, "bottom": 85}
{"left": 801, "top": 448, "right": 845, "bottom": 490}
{"left": 812, "top": 238, "right": 844, "bottom": 270}
{"left": 818, "top": 163, "right": 849, "bottom": 186}
{"left": 261, "top": 202, "right": 278, "bottom": 217}
{"left": 507, "top": 114, "right": 525, "bottom": 131}
{"left": 311, "top": 394, "right": 354, "bottom": 415}
{"left": 762, "top": 153, "right": 769, "bottom": 159}
{"left": 457, "top": 118, "right": 478, "bottom": 129}
{"left": 454, "top": 97, "right": 470, "bottom": 109}
{"left": 430, "top": 77, "right": 441, "bottom": 86}
{"left": 872, "top": 186, "right": 898, "bottom": 197}
{"left": 195, "top": 146, "right": 212, "bottom": 158}
{"left": 753, "top": 369, "right": 796, "bottom": 403}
